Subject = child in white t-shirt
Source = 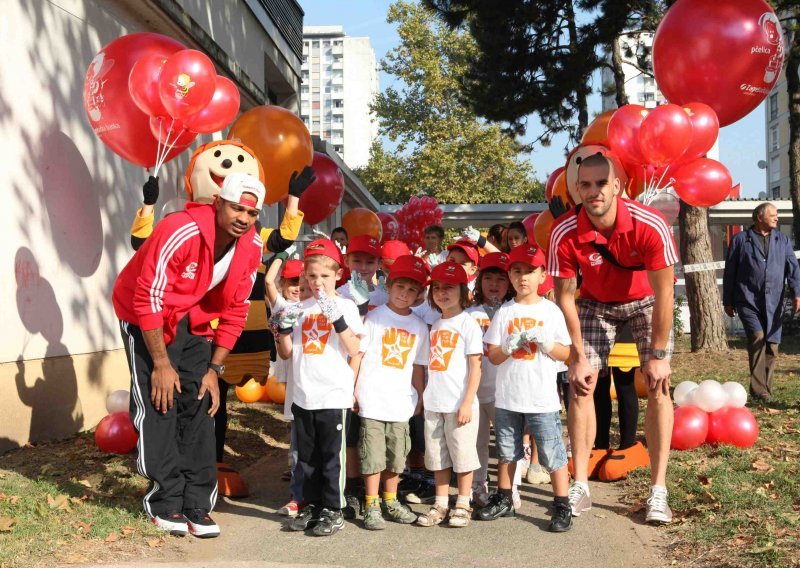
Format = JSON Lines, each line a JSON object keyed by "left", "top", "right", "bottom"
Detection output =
{"left": 352, "top": 255, "right": 430, "bottom": 530}
{"left": 480, "top": 243, "right": 573, "bottom": 533}
{"left": 274, "top": 239, "right": 366, "bottom": 537}
{"left": 416, "top": 262, "right": 483, "bottom": 528}
{"left": 466, "top": 252, "right": 514, "bottom": 508}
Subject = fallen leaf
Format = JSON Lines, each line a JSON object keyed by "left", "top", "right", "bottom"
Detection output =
{"left": 0, "top": 493, "right": 6, "bottom": 501}
{"left": 9, "top": 496, "right": 18, "bottom": 505}
{"left": 626, "top": 500, "right": 644, "bottom": 514}
{"left": 755, "top": 487, "right": 768, "bottom": 498}
{"left": 751, "top": 459, "right": 775, "bottom": 473}
{"left": 697, "top": 475, "right": 713, "bottom": 486}
{"left": 77, "top": 479, "right": 92, "bottom": 488}
{"left": 147, "top": 539, "right": 163, "bottom": 548}
{"left": 47, "top": 494, "right": 71, "bottom": 512}
{"left": 121, "top": 526, "right": 136, "bottom": 536}
{"left": 700, "top": 489, "right": 717, "bottom": 503}
{"left": 105, "top": 532, "right": 118, "bottom": 543}
{"left": 594, "top": 512, "right": 607, "bottom": 518}
{"left": 40, "top": 464, "right": 54, "bottom": 475}
{"left": 792, "top": 504, "right": 800, "bottom": 511}
{"left": 765, "top": 408, "right": 781, "bottom": 415}
{"left": 0, "top": 517, "right": 16, "bottom": 532}
{"left": 733, "top": 535, "right": 755, "bottom": 546}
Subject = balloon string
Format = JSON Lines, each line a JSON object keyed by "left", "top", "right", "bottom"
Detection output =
{"left": 154, "top": 119, "right": 164, "bottom": 175}
{"left": 154, "top": 118, "right": 183, "bottom": 177}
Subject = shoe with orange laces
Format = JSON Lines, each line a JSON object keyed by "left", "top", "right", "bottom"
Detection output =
{"left": 598, "top": 442, "right": 650, "bottom": 482}
{"left": 567, "top": 449, "right": 611, "bottom": 480}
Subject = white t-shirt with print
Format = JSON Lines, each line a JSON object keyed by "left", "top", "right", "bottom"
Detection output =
{"left": 466, "top": 304, "right": 497, "bottom": 404}
{"left": 484, "top": 299, "right": 571, "bottom": 414}
{"left": 423, "top": 311, "right": 484, "bottom": 413}
{"left": 337, "top": 282, "right": 389, "bottom": 312}
{"left": 290, "top": 295, "right": 366, "bottom": 410}
{"left": 356, "top": 305, "right": 430, "bottom": 422}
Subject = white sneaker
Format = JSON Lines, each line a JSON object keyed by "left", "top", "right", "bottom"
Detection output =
{"left": 512, "top": 485, "right": 522, "bottom": 511}
{"left": 645, "top": 486, "right": 673, "bottom": 524}
{"left": 150, "top": 512, "right": 189, "bottom": 536}
{"left": 568, "top": 482, "right": 592, "bottom": 517}
{"left": 472, "top": 481, "right": 490, "bottom": 508}
{"left": 526, "top": 464, "right": 551, "bottom": 485}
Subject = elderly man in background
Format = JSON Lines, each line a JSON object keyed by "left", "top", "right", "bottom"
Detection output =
{"left": 723, "top": 202, "right": 800, "bottom": 403}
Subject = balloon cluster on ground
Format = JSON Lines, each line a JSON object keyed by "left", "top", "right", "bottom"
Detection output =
{"left": 235, "top": 376, "right": 286, "bottom": 405}
{"left": 671, "top": 380, "right": 759, "bottom": 450}
{"left": 94, "top": 390, "right": 138, "bottom": 454}
{"left": 394, "top": 196, "right": 444, "bottom": 251}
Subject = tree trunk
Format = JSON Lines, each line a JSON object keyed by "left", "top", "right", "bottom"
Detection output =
{"left": 678, "top": 202, "right": 728, "bottom": 351}
{"left": 786, "top": 20, "right": 800, "bottom": 247}
{"left": 611, "top": 36, "right": 629, "bottom": 107}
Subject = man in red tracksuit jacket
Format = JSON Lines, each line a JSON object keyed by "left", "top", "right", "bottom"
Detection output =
{"left": 113, "top": 173, "right": 265, "bottom": 538}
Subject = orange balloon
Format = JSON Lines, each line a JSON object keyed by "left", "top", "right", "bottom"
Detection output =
{"left": 610, "top": 379, "right": 617, "bottom": 401}
{"left": 581, "top": 110, "right": 616, "bottom": 145}
{"left": 533, "top": 209, "right": 554, "bottom": 253}
{"left": 235, "top": 377, "right": 266, "bottom": 404}
{"left": 634, "top": 368, "right": 648, "bottom": 398}
{"left": 266, "top": 375, "right": 286, "bottom": 404}
{"left": 342, "top": 208, "right": 382, "bottom": 240}
{"left": 228, "top": 106, "right": 313, "bottom": 205}
{"left": 258, "top": 377, "right": 273, "bottom": 403}
{"left": 550, "top": 171, "right": 574, "bottom": 210}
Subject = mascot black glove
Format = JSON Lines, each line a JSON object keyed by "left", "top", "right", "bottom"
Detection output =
{"left": 549, "top": 195, "right": 569, "bottom": 219}
{"left": 288, "top": 165, "right": 316, "bottom": 198}
{"left": 143, "top": 176, "right": 159, "bottom": 206}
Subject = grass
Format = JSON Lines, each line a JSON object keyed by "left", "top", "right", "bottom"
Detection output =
{"left": 618, "top": 334, "right": 800, "bottom": 568}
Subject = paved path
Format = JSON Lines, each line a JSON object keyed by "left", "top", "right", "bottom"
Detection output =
{"left": 92, "top": 451, "right": 670, "bottom": 568}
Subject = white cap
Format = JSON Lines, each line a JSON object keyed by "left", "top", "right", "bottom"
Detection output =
{"left": 218, "top": 173, "right": 266, "bottom": 210}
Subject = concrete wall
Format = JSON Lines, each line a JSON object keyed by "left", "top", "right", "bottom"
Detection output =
{"left": 342, "top": 36, "right": 379, "bottom": 169}
{"left": 0, "top": 0, "right": 299, "bottom": 453}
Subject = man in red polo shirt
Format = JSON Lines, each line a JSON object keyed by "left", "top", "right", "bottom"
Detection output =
{"left": 548, "top": 153, "right": 678, "bottom": 525}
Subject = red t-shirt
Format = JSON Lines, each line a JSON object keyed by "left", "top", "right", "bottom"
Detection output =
{"left": 547, "top": 197, "right": 678, "bottom": 303}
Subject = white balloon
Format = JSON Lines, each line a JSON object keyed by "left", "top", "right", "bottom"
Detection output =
{"left": 673, "top": 381, "right": 698, "bottom": 406}
{"left": 106, "top": 389, "right": 130, "bottom": 414}
{"left": 693, "top": 380, "right": 727, "bottom": 412}
{"left": 722, "top": 381, "right": 748, "bottom": 408}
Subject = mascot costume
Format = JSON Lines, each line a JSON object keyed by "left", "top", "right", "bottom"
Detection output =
{"left": 130, "top": 139, "right": 314, "bottom": 496}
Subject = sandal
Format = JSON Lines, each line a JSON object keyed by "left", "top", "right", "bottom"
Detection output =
{"left": 448, "top": 505, "right": 472, "bottom": 527}
{"left": 416, "top": 504, "right": 448, "bottom": 527}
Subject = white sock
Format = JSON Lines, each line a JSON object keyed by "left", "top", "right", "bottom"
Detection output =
{"left": 455, "top": 494, "right": 471, "bottom": 509}
{"left": 574, "top": 480, "right": 590, "bottom": 495}
{"left": 651, "top": 484, "right": 667, "bottom": 493}
{"left": 434, "top": 495, "right": 449, "bottom": 509}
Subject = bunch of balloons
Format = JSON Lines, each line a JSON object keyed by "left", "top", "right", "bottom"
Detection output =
{"left": 235, "top": 376, "right": 286, "bottom": 404}
{"left": 377, "top": 212, "right": 401, "bottom": 243}
{"left": 394, "top": 196, "right": 444, "bottom": 251}
{"left": 671, "top": 380, "right": 759, "bottom": 450}
{"left": 94, "top": 389, "right": 138, "bottom": 454}
{"left": 83, "top": 33, "right": 240, "bottom": 172}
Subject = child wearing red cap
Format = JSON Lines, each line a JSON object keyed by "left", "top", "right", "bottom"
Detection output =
{"left": 446, "top": 239, "right": 481, "bottom": 294}
{"left": 274, "top": 239, "right": 366, "bottom": 537}
{"left": 381, "top": 240, "right": 411, "bottom": 269}
{"left": 416, "top": 262, "right": 483, "bottom": 528}
{"left": 351, "top": 255, "right": 430, "bottom": 530}
{"left": 466, "top": 252, "right": 515, "bottom": 508}
{"left": 479, "top": 244, "right": 573, "bottom": 533}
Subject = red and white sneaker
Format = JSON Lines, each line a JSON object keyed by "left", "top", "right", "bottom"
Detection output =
{"left": 150, "top": 512, "right": 189, "bottom": 536}
{"left": 183, "top": 508, "right": 220, "bottom": 538}
{"left": 278, "top": 500, "right": 301, "bottom": 517}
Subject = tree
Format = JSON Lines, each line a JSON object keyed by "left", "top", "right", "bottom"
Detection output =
{"left": 358, "top": 1, "right": 543, "bottom": 205}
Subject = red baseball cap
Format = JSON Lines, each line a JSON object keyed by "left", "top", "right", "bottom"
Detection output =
{"left": 282, "top": 259, "right": 303, "bottom": 279}
{"left": 479, "top": 252, "right": 510, "bottom": 272}
{"left": 347, "top": 234, "right": 381, "bottom": 258}
{"left": 388, "top": 255, "right": 429, "bottom": 285}
{"left": 538, "top": 273, "right": 554, "bottom": 295}
{"left": 447, "top": 239, "right": 480, "bottom": 265}
{"left": 508, "top": 243, "right": 546, "bottom": 268}
{"left": 382, "top": 240, "right": 412, "bottom": 262}
{"left": 304, "top": 238, "right": 343, "bottom": 266}
{"left": 429, "top": 261, "right": 468, "bottom": 286}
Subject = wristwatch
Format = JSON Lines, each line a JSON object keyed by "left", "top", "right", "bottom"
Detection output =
{"left": 208, "top": 362, "right": 225, "bottom": 376}
{"left": 652, "top": 349, "right": 668, "bottom": 360}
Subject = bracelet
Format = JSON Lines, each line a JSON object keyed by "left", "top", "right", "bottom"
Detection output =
{"left": 332, "top": 316, "right": 349, "bottom": 333}
{"left": 476, "top": 235, "right": 487, "bottom": 248}
{"left": 357, "top": 302, "right": 369, "bottom": 316}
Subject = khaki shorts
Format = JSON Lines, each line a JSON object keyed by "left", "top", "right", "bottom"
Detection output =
{"left": 358, "top": 417, "right": 410, "bottom": 475}
{"left": 423, "top": 410, "right": 480, "bottom": 473}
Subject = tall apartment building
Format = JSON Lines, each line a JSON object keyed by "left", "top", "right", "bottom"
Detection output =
{"left": 601, "top": 31, "right": 667, "bottom": 112}
{"left": 765, "top": 53, "right": 790, "bottom": 199}
{"left": 301, "top": 26, "right": 379, "bottom": 169}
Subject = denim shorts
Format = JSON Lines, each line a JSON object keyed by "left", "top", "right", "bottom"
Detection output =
{"left": 494, "top": 408, "right": 568, "bottom": 472}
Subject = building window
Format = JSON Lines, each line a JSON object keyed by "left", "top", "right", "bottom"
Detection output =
{"left": 770, "top": 157, "right": 780, "bottom": 182}
{"left": 770, "top": 125, "right": 779, "bottom": 151}
{"left": 771, "top": 186, "right": 781, "bottom": 199}
{"left": 770, "top": 93, "right": 778, "bottom": 120}
{"left": 333, "top": 100, "right": 344, "bottom": 108}
{"left": 644, "top": 92, "right": 655, "bottom": 101}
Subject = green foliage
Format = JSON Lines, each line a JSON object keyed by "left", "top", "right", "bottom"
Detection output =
{"left": 673, "top": 293, "right": 686, "bottom": 336}
{"left": 357, "top": 1, "right": 544, "bottom": 205}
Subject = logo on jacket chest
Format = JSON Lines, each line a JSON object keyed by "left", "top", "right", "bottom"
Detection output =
{"left": 181, "top": 262, "right": 198, "bottom": 279}
{"left": 589, "top": 252, "right": 603, "bottom": 267}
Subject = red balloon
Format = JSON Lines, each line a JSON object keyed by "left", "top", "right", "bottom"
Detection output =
{"left": 653, "top": 0, "right": 784, "bottom": 127}
{"left": 83, "top": 33, "right": 189, "bottom": 168}
{"left": 673, "top": 158, "right": 733, "bottom": 208}
{"left": 720, "top": 407, "right": 759, "bottom": 448}
{"left": 638, "top": 104, "right": 693, "bottom": 167}
{"left": 378, "top": 212, "right": 400, "bottom": 242}
{"left": 297, "top": 152, "right": 345, "bottom": 225}
{"left": 95, "top": 412, "right": 138, "bottom": 454}
{"left": 129, "top": 53, "right": 169, "bottom": 117}
{"left": 671, "top": 405, "right": 709, "bottom": 450}
{"left": 545, "top": 166, "right": 565, "bottom": 202}
{"left": 608, "top": 105, "right": 649, "bottom": 166}
{"left": 183, "top": 76, "right": 240, "bottom": 134}
{"left": 522, "top": 213, "right": 539, "bottom": 243}
{"left": 158, "top": 49, "right": 217, "bottom": 120}
{"left": 705, "top": 408, "right": 730, "bottom": 446}
{"left": 682, "top": 102, "right": 720, "bottom": 161}
{"left": 148, "top": 116, "right": 197, "bottom": 147}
